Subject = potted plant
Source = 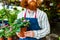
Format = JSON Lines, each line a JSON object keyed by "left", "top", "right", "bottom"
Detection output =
{"left": 0, "top": 29, "right": 4, "bottom": 40}
{"left": 3, "top": 8, "right": 19, "bottom": 40}
{"left": 0, "top": 6, "right": 29, "bottom": 39}
{"left": 0, "top": 7, "right": 7, "bottom": 40}
{"left": 4, "top": 27, "right": 12, "bottom": 40}
{"left": 4, "top": 26, "right": 16, "bottom": 40}
{"left": 0, "top": 7, "right": 20, "bottom": 40}
{"left": 13, "top": 17, "right": 30, "bottom": 37}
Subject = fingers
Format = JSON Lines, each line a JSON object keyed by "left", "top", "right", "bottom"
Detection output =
{"left": 24, "top": 31, "right": 34, "bottom": 37}
{"left": 16, "top": 32, "right": 26, "bottom": 38}
{"left": 16, "top": 31, "right": 34, "bottom": 38}
{"left": 24, "top": 32, "right": 30, "bottom": 37}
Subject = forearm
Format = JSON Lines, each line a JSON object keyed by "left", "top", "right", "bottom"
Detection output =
{"left": 33, "top": 27, "right": 50, "bottom": 39}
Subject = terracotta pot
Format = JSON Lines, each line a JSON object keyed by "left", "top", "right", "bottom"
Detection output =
{"left": 7, "top": 37, "right": 12, "bottom": 40}
{"left": 0, "top": 38, "right": 4, "bottom": 40}
{"left": 18, "top": 27, "right": 27, "bottom": 37}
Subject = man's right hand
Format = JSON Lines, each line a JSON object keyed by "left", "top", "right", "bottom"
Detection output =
{"left": 16, "top": 32, "right": 26, "bottom": 38}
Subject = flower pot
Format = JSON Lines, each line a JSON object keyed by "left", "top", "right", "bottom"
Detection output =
{"left": 18, "top": 27, "right": 27, "bottom": 37}
{"left": 7, "top": 37, "right": 12, "bottom": 40}
{"left": 0, "top": 38, "right": 4, "bottom": 40}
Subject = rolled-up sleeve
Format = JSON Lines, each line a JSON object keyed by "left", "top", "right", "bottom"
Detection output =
{"left": 33, "top": 12, "right": 50, "bottom": 39}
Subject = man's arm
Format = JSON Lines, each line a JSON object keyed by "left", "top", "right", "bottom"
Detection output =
{"left": 33, "top": 12, "right": 50, "bottom": 39}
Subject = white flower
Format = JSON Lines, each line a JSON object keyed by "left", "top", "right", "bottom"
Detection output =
{"left": 23, "top": 20, "right": 26, "bottom": 22}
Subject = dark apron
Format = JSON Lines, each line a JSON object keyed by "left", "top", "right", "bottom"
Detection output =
{"left": 19, "top": 10, "right": 42, "bottom": 40}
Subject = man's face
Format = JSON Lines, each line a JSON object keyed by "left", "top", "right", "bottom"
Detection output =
{"left": 27, "top": 0, "right": 37, "bottom": 11}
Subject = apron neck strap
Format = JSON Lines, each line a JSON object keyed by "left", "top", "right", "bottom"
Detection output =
{"left": 24, "top": 9, "right": 37, "bottom": 18}
{"left": 24, "top": 9, "right": 27, "bottom": 18}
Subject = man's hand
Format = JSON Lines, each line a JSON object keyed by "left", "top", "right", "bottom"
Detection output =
{"left": 16, "top": 32, "right": 26, "bottom": 38}
{"left": 16, "top": 31, "right": 34, "bottom": 38}
{"left": 24, "top": 31, "right": 34, "bottom": 37}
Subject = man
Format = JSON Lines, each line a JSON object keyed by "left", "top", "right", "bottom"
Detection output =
{"left": 16, "top": 0, "right": 50, "bottom": 40}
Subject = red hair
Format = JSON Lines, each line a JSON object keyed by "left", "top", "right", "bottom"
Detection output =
{"left": 20, "top": 0, "right": 42, "bottom": 8}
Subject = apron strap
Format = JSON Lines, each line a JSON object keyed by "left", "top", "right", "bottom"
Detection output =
{"left": 24, "top": 9, "right": 37, "bottom": 18}
{"left": 35, "top": 11, "right": 37, "bottom": 18}
{"left": 24, "top": 11, "right": 26, "bottom": 18}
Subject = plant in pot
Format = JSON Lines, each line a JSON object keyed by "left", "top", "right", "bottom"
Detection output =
{"left": 13, "top": 17, "right": 30, "bottom": 37}
{"left": 4, "top": 25, "right": 17, "bottom": 40}
{"left": 0, "top": 7, "right": 20, "bottom": 40}
{"left": 4, "top": 8, "right": 20, "bottom": 40}
{"left": 4, "top": 27, "right": 13, "bottom": 40}
{"left": 0, "top": 29, "right": 4, "bottom": 40}
{"left": 0, "top": 7, "right": 7, "bottom": 40}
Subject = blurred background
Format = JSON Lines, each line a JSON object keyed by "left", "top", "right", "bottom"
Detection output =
{"left": 0, "top": 0, "right": 60, "bottom": 40}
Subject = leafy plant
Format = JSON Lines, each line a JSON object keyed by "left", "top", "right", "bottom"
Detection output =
{"left": 0, "top": 7, "right": 30, "bottom": 38}
{"left": 0, "top": 29, "right": 4, "bottom": 38}
{"left": 3, "top": 8, "right": 20, "bottom": 38}
{"left": 4, "top": 26, "right": 15, "bottom": 38}
{"left": 4, "top": 17, "right": 30, "bottom": 37}
{"left": 12, "top": 17, "right": 30, "bottom": 32}
{"left": 0, "top": 7, "right": 20, "bottom": 38}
